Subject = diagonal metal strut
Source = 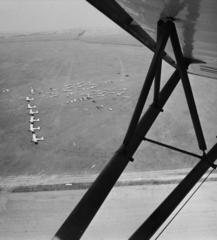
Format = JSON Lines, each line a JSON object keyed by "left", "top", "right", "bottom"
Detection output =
{"left": 123, "top": 20, "right": 172, "bottom": 146}
{"left": 153, "top": 20, "right": 163, "bottom": 103}
{"left": 170, "top": 22, "right": 207, "bottom": 151}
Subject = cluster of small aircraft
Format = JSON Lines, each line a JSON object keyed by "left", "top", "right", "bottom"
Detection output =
{"left": 26, "top": 90, "right": 44, "bottom": 144}
{"left": 23, "top": 82, "right": 129, "bottom": 144}
{"left": 46, "top": 81, "right": 130, "bottom": 112}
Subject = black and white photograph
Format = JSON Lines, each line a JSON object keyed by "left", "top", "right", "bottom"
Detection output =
{"left": 0, "top": 1, "right": 217, "bottom": 239}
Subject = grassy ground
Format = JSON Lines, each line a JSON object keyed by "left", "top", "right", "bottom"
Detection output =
{"left": 0, "top": 29, "right": 217, "bottom": 177}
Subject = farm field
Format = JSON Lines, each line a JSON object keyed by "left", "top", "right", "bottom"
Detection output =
{"left": 0, "top": 29, "right": 217, "bottom": 178}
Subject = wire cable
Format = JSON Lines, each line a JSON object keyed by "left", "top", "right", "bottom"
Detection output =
{"left": 154, "top": 168, "right": 215, "bottom": 240}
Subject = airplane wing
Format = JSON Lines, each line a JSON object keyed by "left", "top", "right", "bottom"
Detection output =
{"left": 87, "top": 0, "right": 217, "bottom": 80}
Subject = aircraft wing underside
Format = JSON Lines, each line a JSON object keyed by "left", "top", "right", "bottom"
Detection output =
{"left": 89, "top": 0, "right": 217, "bottom": 80}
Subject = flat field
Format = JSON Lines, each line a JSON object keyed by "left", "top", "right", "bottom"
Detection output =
{"left": 1, "top": 181, "right": 217, "bottom": 240}
{"left": 1, "top": 29, "right": 217, "bottom": 240}
{"left": 0, "top": 29, "right": 217, "bottom": 177}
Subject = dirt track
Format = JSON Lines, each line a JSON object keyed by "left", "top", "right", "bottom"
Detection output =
{"left": 1, "top": 179, "right": 217, "bottom": 240}
{"left": 1, "top": 168, "right": 217, "bottom": 193}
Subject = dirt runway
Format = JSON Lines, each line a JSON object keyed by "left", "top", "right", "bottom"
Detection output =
{"left": 1, "top": 180, "right": 217, "bottom": 240}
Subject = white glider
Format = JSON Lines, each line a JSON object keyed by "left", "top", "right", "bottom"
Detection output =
{"left": 26, "top": 96, "right": 34, "bottom": 102}
{"left": 27, "top": 104, "right": 36, "bottom": 109}
{"left": 29, "top": 116, "right": 40, "bottom": 123}
{"left": 29, "top": 109, "right": 39, "bottom": 115}
{"left": 29, "top": 124, "right": 40, "bottom": 133}
{"left": 31, "top": 133, "right": 44, "bottom": 144}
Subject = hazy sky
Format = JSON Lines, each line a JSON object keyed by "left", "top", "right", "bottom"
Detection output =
{"left": 0, "top": 0, "right": 118, "bottom": 33}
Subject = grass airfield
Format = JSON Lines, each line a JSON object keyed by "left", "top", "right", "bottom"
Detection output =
{"left": 1, "top": 28, "right": 217, "bottom": 240}
{"left": 0, "top": 28, "right": 217, "bottom": 178}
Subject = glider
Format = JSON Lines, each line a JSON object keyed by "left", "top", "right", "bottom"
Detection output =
{"left": 29, "top": 116, "right": 40, "bottom": 123}
{"left": 26, "top": 96, "right": 34, "bottom": 102}
{"left": 29, "top": 124, "right": 40, "bottom": 133}
{"left": 27, "top": 104, "right": 36, "bottom": 109}
{"left": 52, "top": 0, "right": 217, "bottom": 239}
{"left": 31, "top": 133, "right": 44, "bottom": 144}
{"left": 29, "top": 109, "right": 39, "bottom": 115}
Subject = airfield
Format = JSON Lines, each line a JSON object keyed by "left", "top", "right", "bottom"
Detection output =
{"left": 1, "top": 28, "right": 217, "bottom": 239}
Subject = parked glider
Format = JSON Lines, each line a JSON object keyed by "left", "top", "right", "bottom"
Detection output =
{"left": 29, "top": 124, "right": 40, "bottom": 133}
{"left": 52, "top": 1, "right": 217, "bottom": 240}
{"left": 27, "top": 104, "right": 36, "bottom": 109}
{"left": 29, "top": 109, "right": 39, "bottom": 115}
{"left": 26, "top": 96, "right": 34, "bottom": 102}
{"left": 31, "top": 133, "right": 44, "bottom": 144}
{"left": 29, "top": 116, "right": 40, "bottom": 123}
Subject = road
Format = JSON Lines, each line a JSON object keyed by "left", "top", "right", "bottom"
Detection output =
{"left": 0, "top": 178, "right": 217, "bottom": 240}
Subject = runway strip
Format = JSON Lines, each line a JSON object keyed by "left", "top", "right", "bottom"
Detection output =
{"left": 0, "top": 180, "right": 217, "bottom": 240}
{"left": 1, "top": 168, "right": 217, "bottom": 193}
